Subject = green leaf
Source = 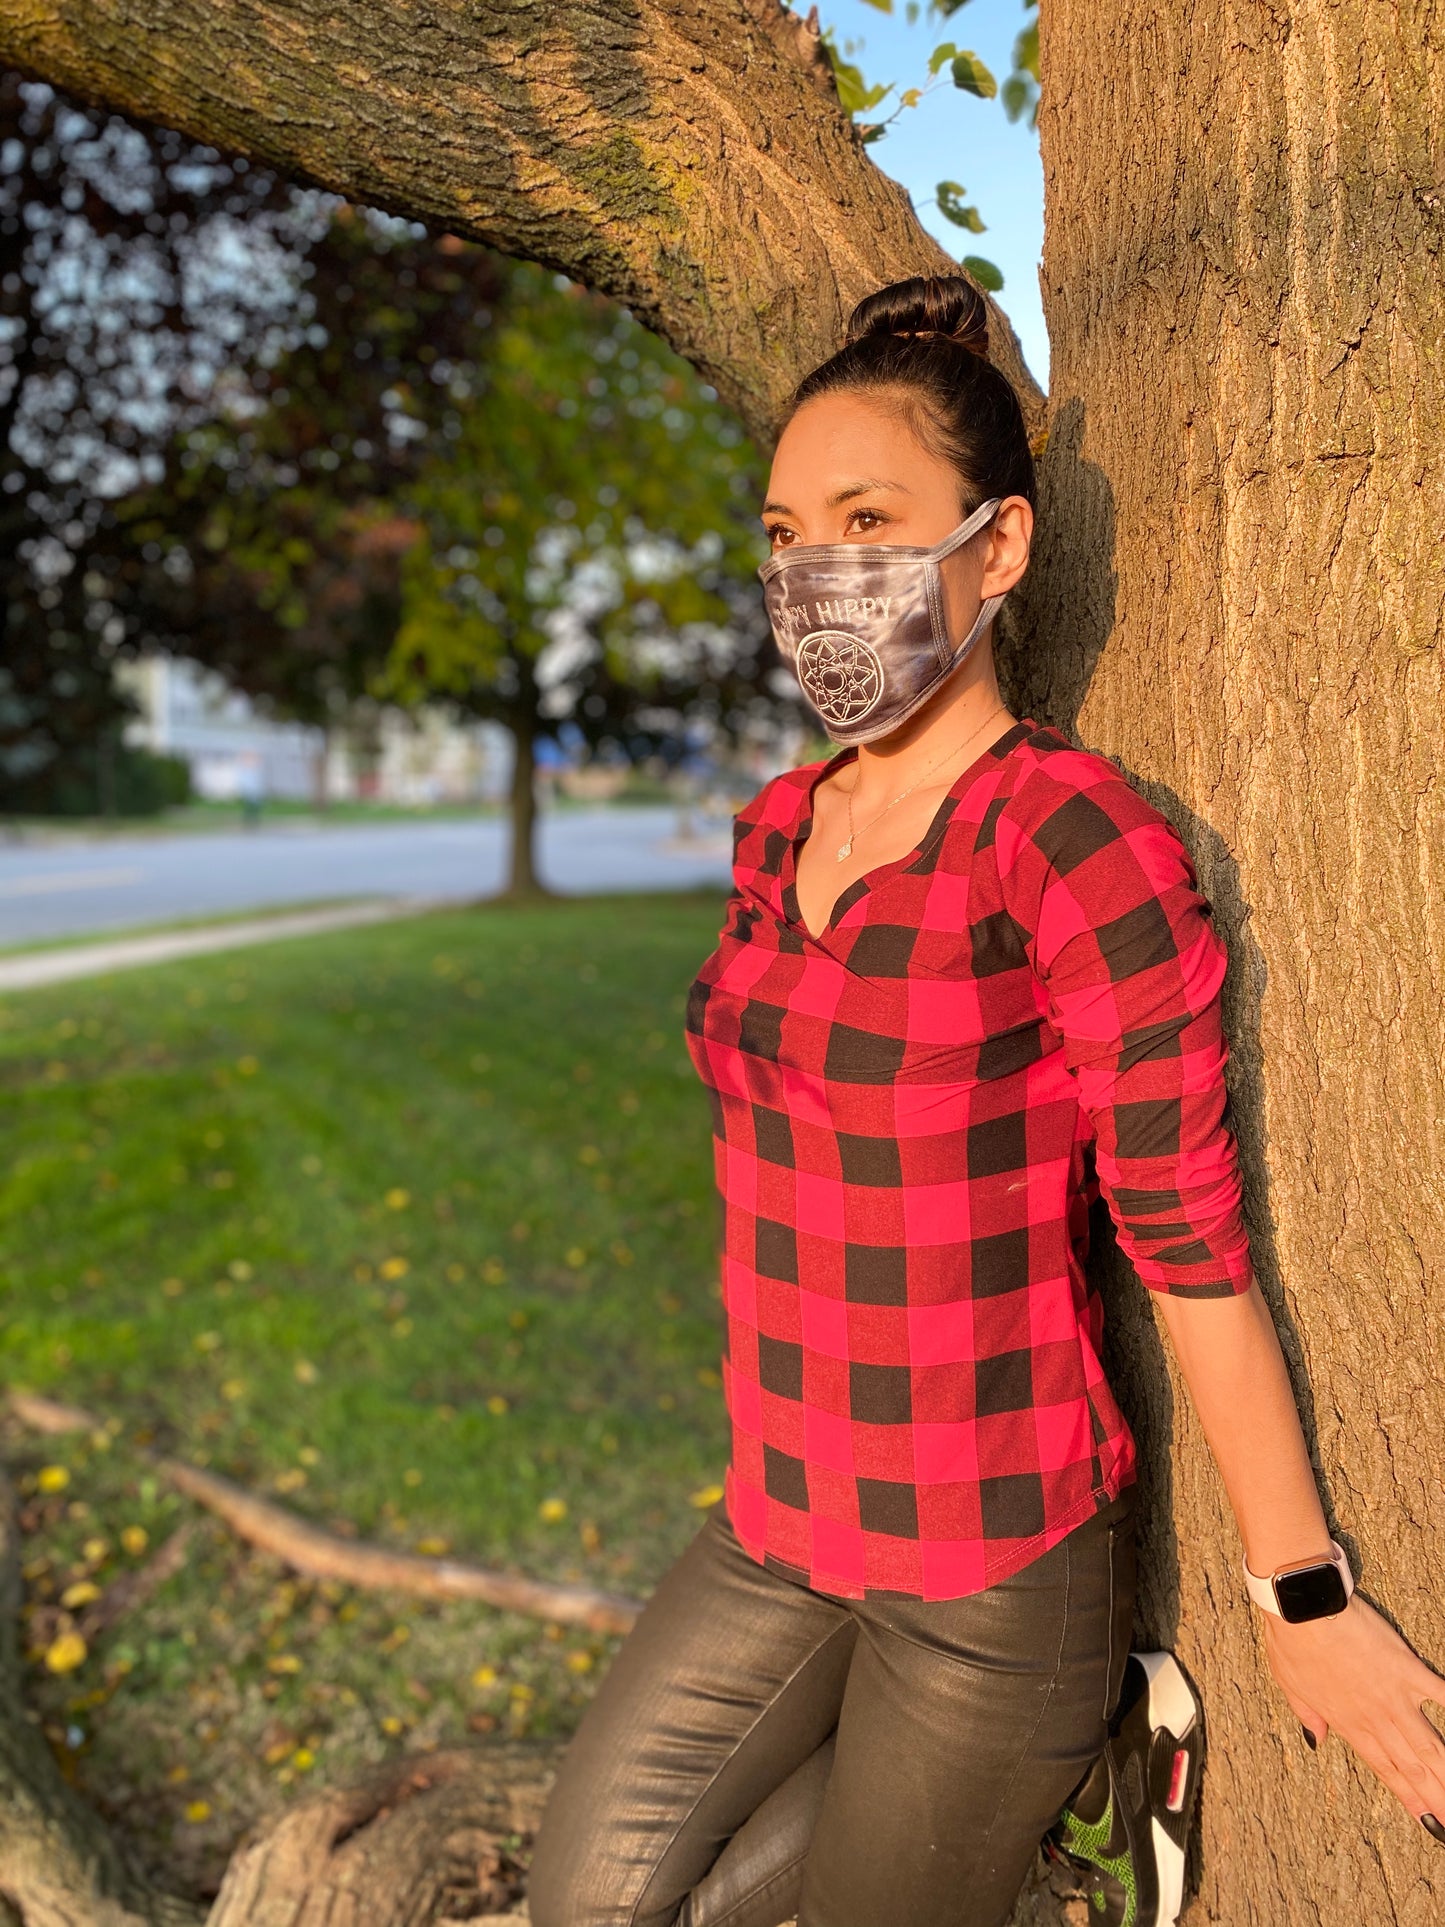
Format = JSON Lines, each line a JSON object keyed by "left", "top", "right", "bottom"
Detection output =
{"left": 936, "top": 181, "right": 986, "bottom": 233}
{"left": 899, "top": 87, "right": 922, "bottom": 109}
{"left": 821, "top": 34, "right": 893, "bottom": 115}
{"left": 927, "top": 39, "right": 957, "bottom": 75}
{"left": 962, "top": 255, "right": 1004, "bottom": 292}
{"left": 930, "top": 0, "right": 973, "bottom": 16}
{"left": 950, "top": 49, "right": 997, "bottom": 98}
{"left": 1000, "top": 73, "right": 1032, "bottom": 123}
{"left": 1014, "top": 18, "right": 1040, "bottom": 82}
{"left": 857, "top": 0, "right": 893, "bottom": 12}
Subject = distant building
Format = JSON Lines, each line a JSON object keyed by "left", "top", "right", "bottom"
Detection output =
{"left": 117, "top": 655, "right": 514, "bottom": 806}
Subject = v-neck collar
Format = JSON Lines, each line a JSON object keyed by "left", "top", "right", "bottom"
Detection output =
{"left": 779, "top": 720, "right": 1033, "bottom": 943}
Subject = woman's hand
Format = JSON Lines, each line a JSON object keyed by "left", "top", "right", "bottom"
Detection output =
{"left": 1261, "top": 1591, "right": 1445, "bottom": 1840}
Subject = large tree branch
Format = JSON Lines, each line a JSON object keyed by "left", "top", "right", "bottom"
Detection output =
{"left": 0, "top": 0, "right": 1044, "bottom": 442}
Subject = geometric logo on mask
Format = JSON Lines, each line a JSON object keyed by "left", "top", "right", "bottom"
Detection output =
{"left": 794, "top": 629, "right": 884, "bottom": 726}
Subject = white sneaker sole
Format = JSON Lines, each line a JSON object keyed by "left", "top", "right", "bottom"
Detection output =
{"left": 1135, "top": 1650, "right": 1201, "bottom": 1927}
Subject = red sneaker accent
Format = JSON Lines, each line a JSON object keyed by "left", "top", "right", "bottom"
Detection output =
{"left": 1166, "top": 1746, "right": 1189, "bottom": 1812}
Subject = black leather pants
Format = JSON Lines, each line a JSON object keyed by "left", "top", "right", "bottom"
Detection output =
{"left": 527, "top": 1482, "right": 1137, "bottom": 1927}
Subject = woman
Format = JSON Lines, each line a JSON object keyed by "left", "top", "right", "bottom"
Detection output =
{"left": 527, "top": 276, "right": 1445, "bottom": 1927}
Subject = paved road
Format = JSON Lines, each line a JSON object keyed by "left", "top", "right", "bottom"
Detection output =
{"left": 0, "top": 807, "right": 734, "bottom": 949}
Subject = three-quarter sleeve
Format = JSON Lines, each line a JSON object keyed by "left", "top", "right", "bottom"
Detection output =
{"left": 998, "top": 755, "right": 1254, "bottom": 1297}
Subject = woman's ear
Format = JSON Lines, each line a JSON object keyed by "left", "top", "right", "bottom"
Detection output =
{"left": 980, "top": 496, "right": 1034, "bottom": 598}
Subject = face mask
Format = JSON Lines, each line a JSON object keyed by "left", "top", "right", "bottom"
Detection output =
{"left": 757, "top": 495, "right": 1005, "bottom": 746}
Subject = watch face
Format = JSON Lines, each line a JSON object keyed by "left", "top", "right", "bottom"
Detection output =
{"left": 1274, "top": 1561, "right": 1349, "bottom": 1623}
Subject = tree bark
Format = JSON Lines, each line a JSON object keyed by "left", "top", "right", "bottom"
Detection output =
{"left": 505, "top": 717, "right": 545, "bottom": 898}
{"left": 1004, "top": 4, "right": 1445, "bottom": 1921}
{"left": 0, "top": 0, "right": 1041, "bottom": 445}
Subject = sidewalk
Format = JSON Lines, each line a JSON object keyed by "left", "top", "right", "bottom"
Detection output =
{"left": 0, "top": 896, "right": 455, "bottom": 993}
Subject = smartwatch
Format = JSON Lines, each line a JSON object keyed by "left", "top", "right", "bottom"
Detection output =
{"left": 1242, "top": 1540, "right": 1354, "bottom": 1623}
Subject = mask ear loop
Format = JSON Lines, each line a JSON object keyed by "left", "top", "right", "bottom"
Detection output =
{"left": 922, "top": 497, "right": 1005, "bottom": 668}
{"left": 926, "top": 495, "right": 1004, "bottom": 564}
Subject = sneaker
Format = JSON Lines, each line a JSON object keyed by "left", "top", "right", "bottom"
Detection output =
{"left": 1042, "top": 1650, "right": 1204, "bottom": 1926}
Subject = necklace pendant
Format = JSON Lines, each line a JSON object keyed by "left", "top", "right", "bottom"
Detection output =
{"left": 836, "top": 838, "right": 853, "bottom": 861}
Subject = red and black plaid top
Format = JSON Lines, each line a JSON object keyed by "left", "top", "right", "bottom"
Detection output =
{"left": 683, "top": 719, "right": 1254, "bottom": 1601}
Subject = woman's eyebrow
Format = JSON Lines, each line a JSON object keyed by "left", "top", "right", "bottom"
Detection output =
{"left": 760, "top": 477, "right": 911, "bottom": 518}
{"left": 827, "top": 477, "right": 910, "bottom": 507}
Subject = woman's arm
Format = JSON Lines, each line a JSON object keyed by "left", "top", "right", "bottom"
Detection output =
{"left": 1156, "top": 1281, "right": 1445, "bottom": 1841}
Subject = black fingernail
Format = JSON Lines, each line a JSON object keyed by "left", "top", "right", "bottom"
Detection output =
{"left": 1300, "top": 1725, "right": 1316, "bottom": 1751}
{"left": 1422, "top": 1813, "right": 1445, "bottom": 1844}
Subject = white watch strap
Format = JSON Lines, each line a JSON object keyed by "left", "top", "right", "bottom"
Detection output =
{"left": 1242, "top": 1539, "right": 1354, "bottom": 1616}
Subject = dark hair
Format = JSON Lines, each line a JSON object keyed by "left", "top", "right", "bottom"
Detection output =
{"left": 786, "top": 275, "right": 1036, "bottom": 514}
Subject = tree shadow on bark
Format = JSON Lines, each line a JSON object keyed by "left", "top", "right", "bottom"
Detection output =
{"left": 1002, "top": 390, "right": 1334, "bottom": 1694}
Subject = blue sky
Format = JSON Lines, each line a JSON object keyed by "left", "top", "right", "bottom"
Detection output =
{"left": 815, "top": 0, "right": 1048, "bottom": 385}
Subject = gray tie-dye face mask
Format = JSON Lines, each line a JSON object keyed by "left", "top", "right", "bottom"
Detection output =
{"left": 757, "top": 495, "right": 1005, "bottom": 746}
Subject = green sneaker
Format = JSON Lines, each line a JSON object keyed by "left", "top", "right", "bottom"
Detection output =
{"left": 1043, "top": 1651, "right": 1203, "bottom": 1926}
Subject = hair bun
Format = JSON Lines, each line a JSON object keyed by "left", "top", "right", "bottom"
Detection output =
{"left": 843, "top": 274, "right": 989, "bottom": 359}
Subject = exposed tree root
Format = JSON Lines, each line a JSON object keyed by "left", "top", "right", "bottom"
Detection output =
{"left": 8, "top": 1390, "right": 644, "bottom": 1635}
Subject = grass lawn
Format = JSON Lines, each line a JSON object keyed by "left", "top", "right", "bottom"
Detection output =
{"left": 0, "top": 890, "right": 732, "bottom": 1900}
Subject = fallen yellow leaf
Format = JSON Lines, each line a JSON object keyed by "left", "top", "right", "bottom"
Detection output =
{"left": 689, "top": 1484, "right": 725, "bottom": 1508}
{"left": 60, "top": 1581, "right": 101, "bottom": 1609}
{"left": 120, "top": 1525, "right": 148, "bottom": 1556}
{"left": 538, "top": 1497, "right": 568, "bottom": 1523}
{"left": 45, "top": 1631, "right": 87, "bottom": 1673}
{"left": 183, "top": 1800, "right": 212, "bottom": 1822}
{"left": 37, "top": 1465, "right": 70, "bottom": 1493}
{"left": 384, "top": 1188, "right": 411, "bottom": 1210}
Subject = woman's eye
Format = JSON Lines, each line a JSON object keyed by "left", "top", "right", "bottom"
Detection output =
{"left": 847, "top": 508, "right": 887, "bottom": 535}
{"left": 765, "top": 524, "right": 796, "bottom": 548}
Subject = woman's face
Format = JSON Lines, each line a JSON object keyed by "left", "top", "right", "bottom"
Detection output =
{"left": 762, "top": 389, "right": 1034, "bottom": 644}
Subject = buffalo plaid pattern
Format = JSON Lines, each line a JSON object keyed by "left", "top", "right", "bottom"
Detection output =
{"left": 683, "top": 719, "right": 1254, "bottom": 1601}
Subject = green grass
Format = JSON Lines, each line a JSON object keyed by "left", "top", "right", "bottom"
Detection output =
{"left": 0, "top": 891, "right": 732, "bottom": 1898}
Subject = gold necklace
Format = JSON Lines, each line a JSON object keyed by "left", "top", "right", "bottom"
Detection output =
{"left": 836, "top": 705, "right": 1008, "bottom": 861}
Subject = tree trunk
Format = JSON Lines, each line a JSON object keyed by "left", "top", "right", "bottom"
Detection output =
{"left": 0, "top": 0, "right": 1041, "bottom": 447}
{"left": 311, "top": 728, "right": 329, "bottom": 812}
{"left": 504, "top": 718, "right": 545, "bottom": 898}
{"left": 1003, "top": 4, "right": 1445, "bottom": 1921}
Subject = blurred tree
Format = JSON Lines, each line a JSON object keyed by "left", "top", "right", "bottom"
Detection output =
{"left": 101, "top": 208, "right": 509, "bottom": 806}
{"left": 381, "top": 262, "right": 779, "bottom": 895}
{"left": 0, "top": 75, "right": 313, "bottom": 815}
{"left": 109, "top": 241, "right": 788, "bottom": 887}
